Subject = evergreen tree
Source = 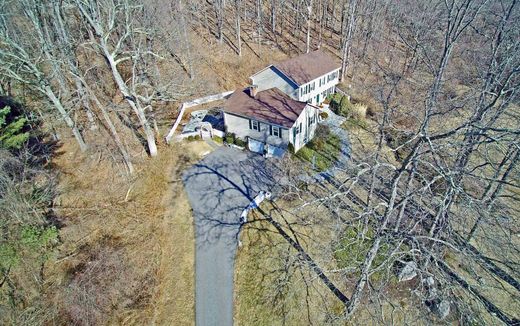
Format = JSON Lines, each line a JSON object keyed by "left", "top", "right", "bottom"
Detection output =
{"left": 0, "top": 106, "right": 29, "bottom": 149}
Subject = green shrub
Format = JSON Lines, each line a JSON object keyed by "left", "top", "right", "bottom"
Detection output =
{"left": 187, "top": 135, "right": 194, "bottom": 141}
{"left": 213, "top": 136, "right": 223, "bottom": 144}
{"left": 329, "top": 94, "right": 354, "bottom": 117}
{"left": 225, "top": 132, "right": 235, "bottom": 144}
{"left": 338, "top": 96, "right": 353, "bottom": 117}
{"left": 328, "top": 93, "right": 343, "bottom": 113}
{"left": 235, "top": 137, "right": 246, "bottom": 147}
{"left": 288, "top": 143, "right": 295, "bottom": 154}
{"left": 194, "top": 135, "right": 201, "bottom": 140}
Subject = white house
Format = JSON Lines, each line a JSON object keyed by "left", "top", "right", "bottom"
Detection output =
{"left": 223, "top": 86, "right": 318, "bottom": 155}
{"left": 250, "top": 50, "right": 341, "bottom": 105}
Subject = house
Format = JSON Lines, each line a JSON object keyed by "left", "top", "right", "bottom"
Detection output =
{"left": 223, "top": 86, "right": 318, "bottom": 155}
{"left": 250, "top": 50, "right": 341, "bottom": 105}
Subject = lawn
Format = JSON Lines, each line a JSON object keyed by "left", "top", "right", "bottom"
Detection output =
{"left": 295, "top": 125, "right": 341, "bottom": 171}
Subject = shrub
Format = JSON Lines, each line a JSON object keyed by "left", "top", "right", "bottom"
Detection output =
{"left": 235, "top": 137, "right": 246, "bottom": 147}
{"left": 292, "top": 125, "right": 340, "bottom": 172}
{"left": 187, "top": 135, "right": 194, "bottom": 141}
{"left": 319, "top": 112, "right": 329, "bottom": 120}
{"left": 0, "top": 106, "right": 29, "bottom": 150}
{"left": 329, "top": 94, "right": 343, "bottom": 113}
{"left": 213, "top": 136, "right": 223, "bottom": 144}
{"left": 288, "top": 143, "right": 295, "bottom": 154}
{"left": 225, "top": 132, "right": 235, "bottom": 144}
{"left": 194, "top": 135, "right": 201, "bottom": 140}
{"left": 337, "top": 96, "right": 353, "bottom": 117}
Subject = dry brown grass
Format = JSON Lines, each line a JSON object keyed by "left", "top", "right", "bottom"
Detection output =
{"left": 47, "top": 139, "right": 212, "bottom": 325}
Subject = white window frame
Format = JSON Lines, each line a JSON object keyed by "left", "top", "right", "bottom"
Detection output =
{"left": 251, "top": 120, "right": 260, "bottom": 131}
{"left": 272, "top": 126, "right": 281, "bottom": 138}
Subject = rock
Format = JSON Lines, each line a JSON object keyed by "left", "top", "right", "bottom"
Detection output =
{"left": 428, "top": 299, "right": 450, "bottom": 320}
{"left": 398, "top": 261, "right": 418, "bottom": 282}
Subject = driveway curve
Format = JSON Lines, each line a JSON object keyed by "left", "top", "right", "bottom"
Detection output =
{"left": 183, "top": 147, "right": 281, "bottom": 326}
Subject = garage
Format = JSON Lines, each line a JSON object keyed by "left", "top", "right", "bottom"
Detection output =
{"left": 247, "top": 138, "right": 265, "bottom": 154}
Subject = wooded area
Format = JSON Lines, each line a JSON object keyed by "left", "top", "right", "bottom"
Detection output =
{"left": 0, "top": 0, "right": 518, "bottom": 324}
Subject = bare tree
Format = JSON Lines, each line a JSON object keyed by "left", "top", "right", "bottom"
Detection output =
{"left": 235, "top": 0, "right": 243, "bottom": 56}
{"left": 213, "top": 0, "right": 225, "bottom": 44}
{"left": 74, "top": 0, "right": 159, "bottom": 157}
{"left": 340, "top": 0, "right": 357, "bottom": 81}
{"left": 0, "top": 0, "right": 88, "bottom": 151}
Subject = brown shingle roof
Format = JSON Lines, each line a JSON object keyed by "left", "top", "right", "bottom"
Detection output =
{"left": 223, "top": 88, "right": 307, "bottom": 128}
{"left": 274, "top": 50, "right": 340, "bottom": 85}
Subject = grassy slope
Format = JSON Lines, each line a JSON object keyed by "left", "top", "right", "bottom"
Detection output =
{"left": 49, "top": 140, "right": 211, "bottom": 325}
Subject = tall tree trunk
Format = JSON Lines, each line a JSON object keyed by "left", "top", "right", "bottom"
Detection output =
{"left": 306, "top": 0, "right": 313, "bottom": 53}
{"left": 340, "top": 0, "right": 357, "bottom": 81}
{"left": 256, "top": 0, "right": 262, "bottom": 47}
{"left": 270, "top": 0, "right": 277, "bottom": 34}
{"left": 235, "top": 0, "right": 242, "bottom": 56}
{"left": 179, "top": 0, "right": 194, "bottom": 79}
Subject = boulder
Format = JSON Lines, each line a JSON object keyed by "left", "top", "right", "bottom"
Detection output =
{"left": 428, "top": 299, "right": 450, "bottom": 320}
{"left": 397, "top": 261, "right": 417, "bottom": 282}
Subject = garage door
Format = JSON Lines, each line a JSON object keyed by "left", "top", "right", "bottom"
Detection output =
{"left": 267, "top": 145, "right": 285, "bottom": 158}
{"left": 248, "top": 138, "right": 265, "bottom": 154}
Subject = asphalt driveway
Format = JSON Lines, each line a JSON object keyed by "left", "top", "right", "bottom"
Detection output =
{"left": 183, "top": 147, "right": 282, "bottom": 326}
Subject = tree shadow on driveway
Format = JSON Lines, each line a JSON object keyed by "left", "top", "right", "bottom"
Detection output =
{"left": 182, "top": 146, "right": 283, "bottom": 326}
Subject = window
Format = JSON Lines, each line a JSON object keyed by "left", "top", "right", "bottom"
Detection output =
{"left": 294, "top": 123, "right": 301, "bottom": 135}
{"left": 309, "top": 113, "right": 316, "bottom": 125}
{"left": 271, "top": 126, "right": 281, "bottom": 138}
{"left": 250, "top": 120, "right": 260, "bottom": 131}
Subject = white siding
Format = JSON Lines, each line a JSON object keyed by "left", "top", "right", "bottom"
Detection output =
{"left": 288, "top": 105, "right": 318, "bottom": 152}
{"left": 223, "top": 112, "right": 289, "bottom": 148}
{"left": 297, "top": 68, "right": 340, "bottom": 104}
{"left": 250, "top": 66, "right": 298, "bottom": 98}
